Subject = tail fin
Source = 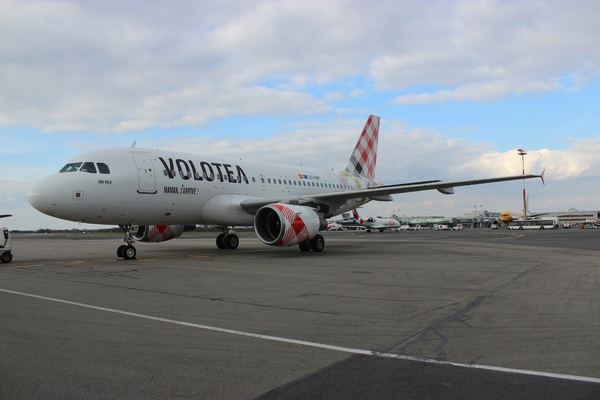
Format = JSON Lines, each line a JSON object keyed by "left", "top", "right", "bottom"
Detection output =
{"left": 344, "top": 115, "right": 380, "bottom": 179}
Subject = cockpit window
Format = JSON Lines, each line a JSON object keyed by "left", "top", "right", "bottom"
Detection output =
{"left": 79, "top": 162, "right": 97, "bottom": 173}
{"left": 60, "top": 162, "right": 82, "bottom": 173}
{"left": 59, "top": 161, "right": 110, "bottom": 174}
{"left": 97, "top": 163, "right": 110, "bottom": 174}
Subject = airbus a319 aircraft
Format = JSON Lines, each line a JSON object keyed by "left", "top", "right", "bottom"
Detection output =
{"left": 28, "top": 115, "right": 543, "bottom": 259}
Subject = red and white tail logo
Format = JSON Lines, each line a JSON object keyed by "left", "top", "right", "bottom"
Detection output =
{"left": 344, "top": 115, "right": 380, "bottom": 179}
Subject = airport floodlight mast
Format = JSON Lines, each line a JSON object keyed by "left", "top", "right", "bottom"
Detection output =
{"left": 517, "top": 148, "right": 527, "bottom": 218}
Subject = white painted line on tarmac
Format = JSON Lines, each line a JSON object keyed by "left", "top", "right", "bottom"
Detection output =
{"left": 2, "top": 287, "right": 599, "bottom": 385}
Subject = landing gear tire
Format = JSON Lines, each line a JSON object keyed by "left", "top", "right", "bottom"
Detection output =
{"left": 309, "top": 234, "right": 325, "bottom": 252}
{"left": 216, "top": 233, "right": 238, "bottom": 250}
{"left": 117, "top": 245, "right": 127, "bottom": 258}
{"left": 216, "top": 234, "right": 226, "bottom": 249}
{"left": 298, "top": 241, "right": 311, "bottom": 252}
{"left": 225, "top": 234, "right": 239, "bottom": 250}
{"left": 123, "top": 245, "right": 136, "bottom": 260}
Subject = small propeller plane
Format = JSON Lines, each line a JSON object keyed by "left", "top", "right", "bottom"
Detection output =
{"left": 28, "top": 115, "right": 544, "bottom": 259}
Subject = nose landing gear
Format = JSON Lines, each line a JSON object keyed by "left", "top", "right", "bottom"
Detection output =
{"left": 117, "top": 225, "right": 137, "bottom": 260}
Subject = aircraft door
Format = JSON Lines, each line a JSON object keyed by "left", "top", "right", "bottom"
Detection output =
{"left": 132, "top": 153, "right": 157, "bottom": 194}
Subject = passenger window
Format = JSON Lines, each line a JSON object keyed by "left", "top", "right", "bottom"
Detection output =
{"left": 97, "top": 163, "right": 110, "bottom": 174}
{"left": 79, "top": 162, "right": 97, "bottom": 173}
{"left": 59, "top": 162, "right": 82, "bottom": 173}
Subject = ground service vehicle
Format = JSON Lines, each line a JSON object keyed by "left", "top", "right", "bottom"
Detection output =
{"left": 0, "top": 221, "right": 13, "bottom": 263}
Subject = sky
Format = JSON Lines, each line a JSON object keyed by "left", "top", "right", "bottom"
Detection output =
{"left": 1, "top": 0, "right": 600, "bottom": 230}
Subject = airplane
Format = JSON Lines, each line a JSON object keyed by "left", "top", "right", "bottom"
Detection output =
{"left": 27, "top": 115, "right": 544, "bottom": 259}
{"left": 583, "top": 218, "right": 600, "bottom": 228}
{"left": 351, "top": 209, "right": 400, "bottom": 232}
{"left": 496, "top": 210, "right": 548, "bottom": 226}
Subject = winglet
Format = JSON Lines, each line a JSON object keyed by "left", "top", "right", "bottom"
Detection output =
{"left": 539, "top": 169, "right": 546, "bottom": 186}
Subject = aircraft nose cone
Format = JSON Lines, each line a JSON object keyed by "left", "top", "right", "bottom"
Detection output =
{"left": 28, "top": 176, "right": 60, "bottom": 215}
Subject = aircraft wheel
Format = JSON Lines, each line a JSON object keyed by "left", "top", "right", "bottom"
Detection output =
{"left": 1, "top": 251, "right": 12, "bottom": 263}
{"left": 123, "top": 245, "right": 137, "bottom": 260}
{"left": 225, "top": 234, "right": 239, "bottom": 249}
{"left": 117, "top": 245, "right": 127, "bottom": 258}
{"left": 216, "top": 234, "right": 226, "bottom": 249}
{"left": 309, "top": 234, "right": 325, "bottom": 252}
{"left": 298, "top": 241, "right": 311, "bottom": 252}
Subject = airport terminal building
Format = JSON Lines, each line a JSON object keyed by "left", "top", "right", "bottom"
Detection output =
{"left": 397, "top": 209, "right": 600, "bottom": 229}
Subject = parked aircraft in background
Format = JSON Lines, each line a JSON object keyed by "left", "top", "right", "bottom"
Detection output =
{"left": 493, "top": 210, "right": 548, "bottom": 228}
{"left": 352, "top": 209, "right": 400, "bottom": 232}
{"left": 28, "top": 115, "right": 544, "bottom": 259}
{"left": 583, "top": 218, "right": 600, "bottom": 228}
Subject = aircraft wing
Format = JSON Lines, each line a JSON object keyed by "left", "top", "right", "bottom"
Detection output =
{"left": 240, "top": 173, "right": 544, "bottom": 214}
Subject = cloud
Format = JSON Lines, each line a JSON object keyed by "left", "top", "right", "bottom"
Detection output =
{"left": 2, "top": 1, "right": 599, "bottom": 132}
{"left": 393, "top": 80, "right": 562, "bottom": 104}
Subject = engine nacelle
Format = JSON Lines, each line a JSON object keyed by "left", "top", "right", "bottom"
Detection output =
{"left": 130, "top": 225, "right": 196, "bottom": 242}
{"left": 254, "top": 204, "right": 327, "bottom": 246}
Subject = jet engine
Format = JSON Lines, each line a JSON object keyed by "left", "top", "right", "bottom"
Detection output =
{"left": 130, "top": 225, "right": 196, "bottom": 242}
{"left": 254, "top": 204, "right": 327, "bottom": 246}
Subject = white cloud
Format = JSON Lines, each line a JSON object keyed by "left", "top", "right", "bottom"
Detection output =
{"left": 393, "top": 80, "right": 562, "bottom": 104}
{"left": 3, "top": 1, "right": 599, "bottom": 132}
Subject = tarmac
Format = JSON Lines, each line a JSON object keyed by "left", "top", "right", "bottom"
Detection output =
{"left": 1, "top": 228, "right": 599, "bottom": 399}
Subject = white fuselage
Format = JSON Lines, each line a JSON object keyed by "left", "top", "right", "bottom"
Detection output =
{"left": 360, "top": 217, "right": 401, "bottom": 230}
{"left": 28, "top": 148, "right": 375, "bottom": 227}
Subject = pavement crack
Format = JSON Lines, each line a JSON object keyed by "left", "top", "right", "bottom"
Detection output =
{"left": 390, "top": 263, "right": 541, "bottom": 361}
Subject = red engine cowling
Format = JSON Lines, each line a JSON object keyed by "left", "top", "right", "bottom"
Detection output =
{"left": 254, "top": 204, "right": 327, "bottom": 246}
{"left": 130, "top": 225, "right": 196, "bottom": 242}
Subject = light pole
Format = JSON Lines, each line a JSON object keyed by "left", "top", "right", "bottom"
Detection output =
{"left": 517, "top": 148, "right": 527, "bottom": 218}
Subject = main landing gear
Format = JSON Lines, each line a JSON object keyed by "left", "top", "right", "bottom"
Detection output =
{"left": 298, "top": 234, "right": 325, "bottom": 253}
{"left": 117, "top": 226, "right": 137, "bottom": 260}
{"left": 216, "top": 227, "right": 239, "bottom": 250}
